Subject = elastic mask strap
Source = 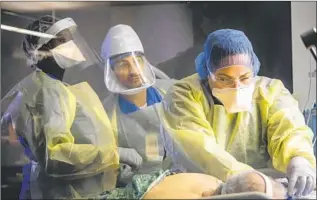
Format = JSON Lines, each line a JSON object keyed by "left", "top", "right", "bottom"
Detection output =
{"left": 207, "top": 65, "right": 213, "bottom": 78}
{"left": 256, "top": 171, "right": 273, "bottom": 198}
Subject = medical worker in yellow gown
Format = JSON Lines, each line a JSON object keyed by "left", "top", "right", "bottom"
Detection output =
{"left": 1, "top": 15, "right": 119, "bottom": 199}
{"left": 160, "top": 29, "right": 316, "bottom": 198}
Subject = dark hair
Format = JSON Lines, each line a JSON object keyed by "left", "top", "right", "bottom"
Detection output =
{"left": 22, "top": 15, "right": 60, "bottom": 60}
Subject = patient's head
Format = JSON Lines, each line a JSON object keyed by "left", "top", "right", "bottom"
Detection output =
{"left": 219, "top": 171, "right": 286, "bottom": 199}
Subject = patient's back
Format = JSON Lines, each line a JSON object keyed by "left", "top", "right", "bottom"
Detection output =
{"left": 143, "top": 171, "right": 287, "bottom": 199}
{"left": 143, "top": 173, "right": 222, "bottom": 199}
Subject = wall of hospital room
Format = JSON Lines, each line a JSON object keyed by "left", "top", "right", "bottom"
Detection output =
{"left": 291, "top": 2, "right": 317, "bottom": 111}
{"left": 1, "top": 2, "right": 295, "bottom": 101}
{"left": 0, "top": 2, "right": 194, "bottom": 167}
{"left": 60, "top": 3, "right": 194, "bottom": 99}
{"left": 1, "top": 3, "right": 194, "bottom": 102}
{"left": 0, "top": 1, "right": 316, "bottom": 166}
{"left": 1, "top": 2, "right": 296, "bottom": 99}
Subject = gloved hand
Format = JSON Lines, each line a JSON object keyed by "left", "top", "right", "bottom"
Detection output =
{"left": 117, "top": 164, "right": 134, "bottom": 187}
{"left": 118, "top": 147, "right": 143, "bottom": 170}
{"left": 286, "top": 156, "right": 316, "bottom": 197}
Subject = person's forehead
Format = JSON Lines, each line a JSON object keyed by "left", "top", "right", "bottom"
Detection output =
{"left": 221, "top": 54, "right": 251, "bottom": 62}
{"left": 215, "top": 65, "right": 252, "bottom": 78}
{"left": 119, "top": 55, "right": 142, "bottom": 62}
{"left": 120, "top": 55, "right": 134, "bottom": 61}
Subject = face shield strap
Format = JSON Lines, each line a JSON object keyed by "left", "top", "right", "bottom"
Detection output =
{"left": 251, "top": 52, "right": 260, "bottom": 75}
{"left": 207, "top": 65, "right": 212, "bottom": 77}
{"left": 36, "top": 18, "right": 77, "bottom": 50}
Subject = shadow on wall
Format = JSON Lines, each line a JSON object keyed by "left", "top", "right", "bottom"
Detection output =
{"left": 1, "top": 2, "right": 194, "bottom": 169}
{"left": 1, "top": 2, "right": 293, "bottom": 98}
{"left": 157, "top": 2, "right": 293, "bottom": 92}
{"left": 1, "top": 2, "right": 193, "bottom": 100}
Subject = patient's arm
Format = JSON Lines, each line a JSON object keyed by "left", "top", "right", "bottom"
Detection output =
{"left": 271, "top": 177, "right": 287, "bottom": 199}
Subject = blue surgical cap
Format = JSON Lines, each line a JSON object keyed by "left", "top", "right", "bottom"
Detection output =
{"left": 195, "top": 29, "right": 260, "bottom": 80}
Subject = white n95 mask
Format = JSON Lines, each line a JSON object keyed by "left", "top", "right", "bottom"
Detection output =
{"left": 50, "top": 40, "right": 86, "bottom": 69}
{"left": 212, "top": 84, "right": 255, "bottom": 113}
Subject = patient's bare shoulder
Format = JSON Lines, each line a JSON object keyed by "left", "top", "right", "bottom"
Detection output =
{"left": 143, "top": 173, "right": 222, "bottom": 199}
{"left": 143, "top": 171, "right": 286, "bottom": 199}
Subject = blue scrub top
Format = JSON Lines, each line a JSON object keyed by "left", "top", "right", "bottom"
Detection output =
{"left": 119, "top": 87, "right": 162, "bottom": 114}
{"left": 46, "top": 73, "right": 57, "bottom": 80}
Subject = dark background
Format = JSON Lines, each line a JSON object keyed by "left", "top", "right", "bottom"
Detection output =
{"left": 158, "top": 1, "right": 293, "bottom": 92}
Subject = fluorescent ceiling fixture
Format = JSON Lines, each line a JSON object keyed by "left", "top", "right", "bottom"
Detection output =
{"left": 1, "top": 24, "right": 56, "bottom": 39}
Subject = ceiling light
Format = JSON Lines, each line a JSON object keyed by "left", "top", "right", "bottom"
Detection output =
{"left": 1, "top": 24, "right": 56, "bottom": 39}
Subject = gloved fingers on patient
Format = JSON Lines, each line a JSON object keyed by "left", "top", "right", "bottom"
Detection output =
{"left": 294, "top": 176, "right": 306, "bottom": 197}
{"left": 287, "top": 173, "right": 298, "bottom": 197}
{"left": 302, "top": 176, "right": 314, "bottom": 196}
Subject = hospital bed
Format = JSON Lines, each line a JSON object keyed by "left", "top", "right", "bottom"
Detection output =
{"left": 200, "top": 168, "right": 316, "bottom": 200}
{"left": 200, "top": 191, "right": 316, "bottom": 199}
{"left": 201, "top": 192, "right": 271, "bottom": 199}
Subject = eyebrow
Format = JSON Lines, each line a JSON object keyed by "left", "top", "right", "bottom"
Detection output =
{"left": 240, "top": 72, "right": 252, "bottom": 77}
{"left": 217, "top": 73, "right": 233, "bottom": 78}
{"left": 217, "top": 72, "right": 252, "bottom": 78}
{"left": 116, "top": 60, "right": 129, "bottom": 65}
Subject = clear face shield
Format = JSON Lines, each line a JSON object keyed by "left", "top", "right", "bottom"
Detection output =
{"left": 1, "top": 17, "right": 104, "bottom": 131}
{"left": 104, "top": 51, "right": 156, "bottom": 95}
{"left": 2, "top": 17, "right": 119, "bottom": 199}
{"left": 35, "top": 18, "right": 102, "bottom": 70}
{"left": 1, "top": 17, "right": 103, "bottom": 139}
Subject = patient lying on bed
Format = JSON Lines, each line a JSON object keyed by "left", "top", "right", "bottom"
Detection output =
{"left": 96, "top": 170, "right": 287, "bottom": 199}
{"left": 143, "top": 170, "right": 286, "bottom": 199}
